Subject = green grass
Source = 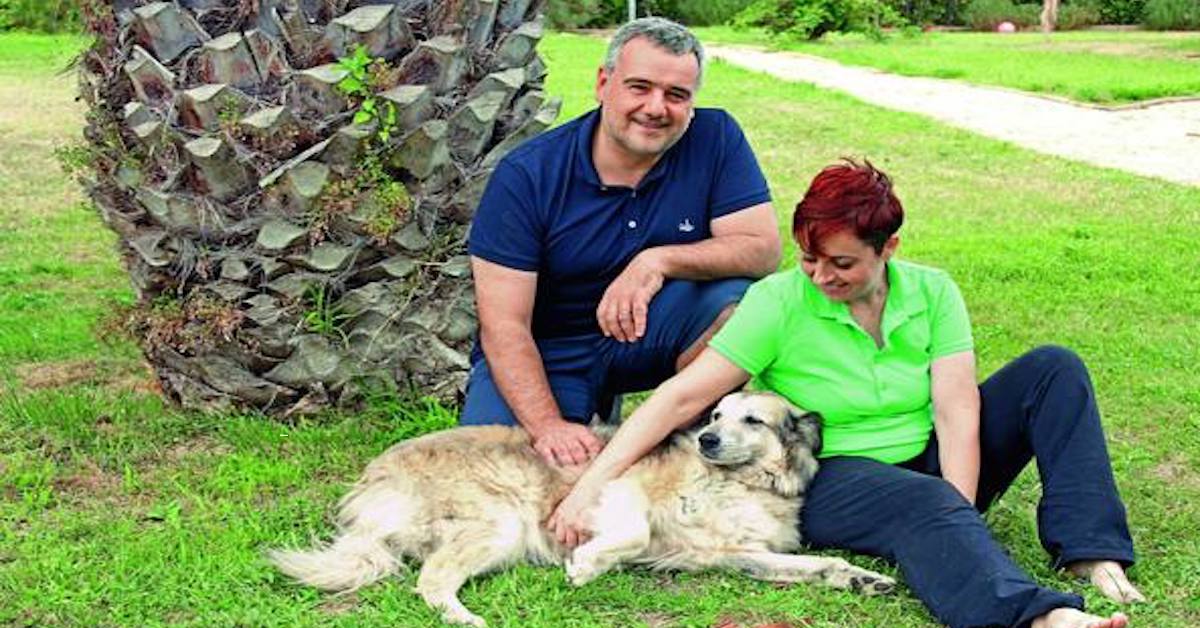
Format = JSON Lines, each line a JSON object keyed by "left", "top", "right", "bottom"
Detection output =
{"left": 3, "top": 30, "right": 1200, "bottom": 626}
{"left": 694, "top": 26, "right": 1200, "bottom": 104}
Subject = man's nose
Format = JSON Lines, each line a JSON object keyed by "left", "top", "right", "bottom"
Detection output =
{"left": 643, "top": 90, "right": 667, "bottom": 116}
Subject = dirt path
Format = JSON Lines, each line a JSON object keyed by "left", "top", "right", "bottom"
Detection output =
{"left": 706, "top": 45, "right": 1200, "bottom": 186}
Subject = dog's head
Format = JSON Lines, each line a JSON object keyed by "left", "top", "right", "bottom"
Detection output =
{"left": 695, "top": 391, "right": 822, "bottom": 498}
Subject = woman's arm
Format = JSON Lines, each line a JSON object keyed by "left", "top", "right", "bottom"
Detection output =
{"left": 547, "top": 348, "right": 751, "bottom": 546}
{"left": 930, "top": 350, "right": 981, "bottom": 504}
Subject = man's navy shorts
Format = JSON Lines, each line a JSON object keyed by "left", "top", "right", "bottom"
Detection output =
{"left": 459, "top": 277, "right": 753, "bottom": 426}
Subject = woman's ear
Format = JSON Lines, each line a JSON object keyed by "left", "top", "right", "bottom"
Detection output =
{"left": 881, "top": 234, "right": 900, "bottom": 261}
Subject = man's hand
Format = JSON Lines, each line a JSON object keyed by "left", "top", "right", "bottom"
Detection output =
{"left": 597, "top": 251, "right": 665, "bottom": 342}
{"left": 530, "top": 419, "right": 603, "bottom": 467}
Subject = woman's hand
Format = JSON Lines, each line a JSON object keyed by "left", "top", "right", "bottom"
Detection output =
{"left": 544, "top": 350, "right": 751, "bottom": 549}
{"left": 547, "top": 480, "right": 603, "bottom": 548}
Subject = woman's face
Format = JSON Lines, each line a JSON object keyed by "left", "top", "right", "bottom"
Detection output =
{"left": 799, "top": 229, "right": 898, "bottom": 304}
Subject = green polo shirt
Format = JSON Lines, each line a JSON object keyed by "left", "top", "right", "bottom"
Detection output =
{"left": 709, "top": 260, "right": 974, "bottom": 463}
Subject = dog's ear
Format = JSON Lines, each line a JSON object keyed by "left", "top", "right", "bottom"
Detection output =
{"left": 781, "top": 404, "right": 822, "bottom": 456}
{"left": 763, "top": 398, "right": 823, "bottom": 498}
{"left": 789, "top": 409, "right": 822, "bottom": 457}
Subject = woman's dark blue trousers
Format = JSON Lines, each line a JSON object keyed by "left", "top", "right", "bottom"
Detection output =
{"left": 800, "top": 346, "right": 1136, "bottom": 628}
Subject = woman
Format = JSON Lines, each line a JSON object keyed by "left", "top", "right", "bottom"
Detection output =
{"left": 548, "top": 160, "right": 1143, "bottom": 628}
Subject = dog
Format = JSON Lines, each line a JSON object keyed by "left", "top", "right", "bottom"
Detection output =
{"left": 269, "top": 391, "right": 895, "bottom": 626}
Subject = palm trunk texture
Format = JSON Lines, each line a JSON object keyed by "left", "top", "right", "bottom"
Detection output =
{"left": 75, "top": 0, "right": 559, "bottom": 414}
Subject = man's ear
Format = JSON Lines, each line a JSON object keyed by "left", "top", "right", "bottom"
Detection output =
{"left": 595, "top": 66, "right": 609, "bottom": 103}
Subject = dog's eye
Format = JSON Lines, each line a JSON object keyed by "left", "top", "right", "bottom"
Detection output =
{"left": 710, "top": 411, "right": 722, "bottom": 423}
{"left": 743, "top": 415, "right": 763, "bottom": 426}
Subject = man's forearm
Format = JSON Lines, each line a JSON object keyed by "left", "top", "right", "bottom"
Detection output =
{"left": 644, "top": 233, "right": 780, "bottom": 281}
{"left": 479, "top": 323, "right": 563, "bottom": 432}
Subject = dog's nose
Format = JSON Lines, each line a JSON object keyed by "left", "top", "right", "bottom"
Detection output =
{"left": 699, "top": 432, "right": 720, "bottom": 451}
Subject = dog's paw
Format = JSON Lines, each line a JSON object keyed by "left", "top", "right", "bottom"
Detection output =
{"left": 441, "top": 608, "right": 487, "bottom": 627}
{"left": 848, "top": 571, "right": 897, "bottom": 596}
{"left": 564, "top": 556, "right": 599, "bottom": 587}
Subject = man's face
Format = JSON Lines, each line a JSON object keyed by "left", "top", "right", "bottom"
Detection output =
{"left": 595, "top": 36, "right": 699, "bottom": 161}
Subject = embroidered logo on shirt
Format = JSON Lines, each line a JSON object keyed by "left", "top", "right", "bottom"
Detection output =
{"left": 677, "top": 219, "right": 695, "bottom": 233}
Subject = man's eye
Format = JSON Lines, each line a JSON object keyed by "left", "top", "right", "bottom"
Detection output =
{"left": 834, "top": 260, "right": 855, "bottom": 270}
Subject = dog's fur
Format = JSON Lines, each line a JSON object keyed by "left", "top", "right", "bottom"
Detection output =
{"left": 269, "top": 391, "right": 895, "bottom": 626}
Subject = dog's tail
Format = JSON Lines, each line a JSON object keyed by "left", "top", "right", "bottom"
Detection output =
{"left": 269, "top": 480, "right": 415, "bottom": 592}
{"left": 268, "top": 531, "right": 399, "bottom": 592}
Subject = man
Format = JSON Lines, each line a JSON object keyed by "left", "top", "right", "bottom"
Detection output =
{"left": 463, "top": 17, "right": 781, "bottom": 467}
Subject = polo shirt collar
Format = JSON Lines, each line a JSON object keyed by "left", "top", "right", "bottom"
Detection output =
{"left": 803, "top": 261, "right": 927, "bottom": 344}
{"left": 574, "top": 109, "right": 604, "bottom": 187}
{"left": 881, "top": 261, "right": 927, "bottom": 340}
{"left": 574, "top": 108, "right": 675, "bottom": 190}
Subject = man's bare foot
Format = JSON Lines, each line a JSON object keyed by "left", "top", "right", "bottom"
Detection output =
{"left": 1032, "top": 609, "right": 1129, "bottom": 628}
{"left": 1067, "top": 560, "right": 1147, "bottom": 604}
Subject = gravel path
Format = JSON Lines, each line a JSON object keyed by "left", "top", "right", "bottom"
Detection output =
{"left": 706, "top": 45, "right": 1200, "bottom": 186}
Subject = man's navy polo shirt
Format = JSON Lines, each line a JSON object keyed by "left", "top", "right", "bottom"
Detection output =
{"left": 468, "top": 107, "right": 771, "bottom": 339}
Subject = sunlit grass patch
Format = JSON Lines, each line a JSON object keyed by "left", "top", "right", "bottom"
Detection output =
{"left": 694, "top": 27, "right": 1200, "bottom": 104}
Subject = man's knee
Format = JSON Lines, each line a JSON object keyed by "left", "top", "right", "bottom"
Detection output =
{"left": 676, "top": 301, "right": 737, "bottom": 371}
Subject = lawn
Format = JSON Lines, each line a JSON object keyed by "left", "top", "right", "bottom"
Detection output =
{"left": 3, "top": 30, "right": 1200, "bottom": 627}
{"left": 694, "top": 26, "right": 1200, "bottom": 104}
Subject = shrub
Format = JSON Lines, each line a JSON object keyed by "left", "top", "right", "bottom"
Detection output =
{"left": 886, "top": 0, "right": 967, "bottom": 25}
{"left": 1057, "top": 0, "right": 1105, "bottom": 28}
{"left": 545, "top": 0, "right": 755, "bottom": 28}
{"left": 1143, "top": 0, "right": 1200, "bottom": 28}
{"left": 733, "top": 0, "right": 908, "bottom": 40}
{"left": 545, "top": 0, "right": 623, "bottom": 29}
{"left": 0, "top": 0, "right": 81, "bottom": 33}
{"left": 1095, "top": 0, "right": 1147, "bottom": 23}
{"left": 675, "top": 0, "right": 759, "bottom": 25}
{"left": 962, "top": 0, "right": 1040, "bottom": 29}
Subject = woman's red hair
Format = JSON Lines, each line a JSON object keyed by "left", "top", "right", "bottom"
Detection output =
{"left": 792, "top": 159, "right": 904, "bottom": 255}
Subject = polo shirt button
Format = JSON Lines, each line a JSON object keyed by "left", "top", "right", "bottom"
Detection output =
{"left": 627, "top": 220, "right": 637, "bottom": 229}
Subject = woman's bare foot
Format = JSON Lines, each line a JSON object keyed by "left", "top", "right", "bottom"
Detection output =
{"left": 1032, "top": 609, "right": 1129, "bottom": 628}
{"left": 1067, "top": 560, "right": 1146, "bottom": 604}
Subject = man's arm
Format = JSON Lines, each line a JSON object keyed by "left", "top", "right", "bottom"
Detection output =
{"left": 598, "top": 202, "right": 782, "bottom": 341}
{"left": 930, "top": 350, "right": 981, "bottom": 504}
{"left": 649, "top": 201, "right": 782, "bottom": 279}
{"left": 472, "top": 256, "right": 602, "bottom": 466}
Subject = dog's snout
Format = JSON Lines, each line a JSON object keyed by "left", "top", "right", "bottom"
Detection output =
{"left": 699, "top": 432, "right": 720, "bottom": 451}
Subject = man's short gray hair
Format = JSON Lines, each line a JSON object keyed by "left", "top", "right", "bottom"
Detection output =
{"left": 603, "top": 17, "right": 705, "bottom": 88}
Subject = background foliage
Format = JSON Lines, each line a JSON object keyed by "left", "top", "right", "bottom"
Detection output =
{"left": 732, "top": 0, "right": 908, "bottom": 40}
{"left": 545, "top": 0, "right": 759, "bottom": 28}
{"left": 1143, "top": 0, "right": 1200, "bottom": 29}
{"left": 0, "top": 0, "right": 1195, "bottom": 35}
{"left": 0, "top": 0, "right": 81, "bottom": 32}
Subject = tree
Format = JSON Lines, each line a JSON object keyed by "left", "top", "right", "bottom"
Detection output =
{"left": 1041, "top": 0, "right": 1060, "bottom": 32}
{"left": 72, "top": 0, "right": 559, "bottom": 415}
